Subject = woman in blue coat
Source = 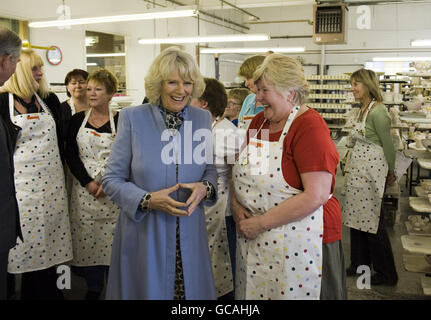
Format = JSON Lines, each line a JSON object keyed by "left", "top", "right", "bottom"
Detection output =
{"left": 102, "top": 47, "right": 218, "bottom": 300}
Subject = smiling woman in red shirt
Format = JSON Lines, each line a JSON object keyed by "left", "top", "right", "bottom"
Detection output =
{"left": 231, "top": 53, "right": 346, "bottom": 300}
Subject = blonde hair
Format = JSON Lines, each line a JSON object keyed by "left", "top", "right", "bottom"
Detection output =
{"left": 227, "top": 88, "right": 250, "bottom": 105}
{"left": 1, "top": 49, "right": 50, "bottom": 99}
{"left": 253, "top": 54, "right": 309, "bottom": 105}
{"left": 87, "top": 68, "right": 118, "bottom": 95}
{"left": 350, "top": 68, "right": 383, "bottom": 103}
{"left": 238, "top": 55, "right": 265, "bottom": 79}
{"left": 144, "top": 47, "right": 205, "bottom": 105}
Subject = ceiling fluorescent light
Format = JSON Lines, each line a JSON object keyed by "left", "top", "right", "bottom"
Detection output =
{"left": 29, "top": 9, "right": 197, "bottom": 28}
{"left": 373, "top": 57, "right": 431, "bottom": 62}
{"left": 200, "top": 47, "right": 305, "bottom": 54}
{"left": 411, "top": 39, "right": 431, "bottom": 47}
{"left": 138, "top": 34, "right": 269, "bottom": 45}
{"left": 86, "top": 53, "right": 126, "bottom": 57}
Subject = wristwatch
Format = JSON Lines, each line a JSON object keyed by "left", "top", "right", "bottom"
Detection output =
{"left": 139, "top": 192, "right": 153, "bottom": 212}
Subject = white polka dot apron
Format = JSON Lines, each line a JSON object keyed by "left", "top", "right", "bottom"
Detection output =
{"left": 69, "top": 107, "right": 120, "bottom": 266}
{"left": 204, "top": 118, "right": 233, "bottom": 297}
{"left": 7, "top": 93, "right": 73, "bottom": 273}
{"left": 343, "top": 101, "right": 388, "bottom": 234}
{"left": 232, "top": 106, "right": 324, "bottom": 300}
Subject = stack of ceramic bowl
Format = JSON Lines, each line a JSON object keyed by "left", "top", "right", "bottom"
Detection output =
{"left": 408, "top": 215, "right": 430, "bottom": 231}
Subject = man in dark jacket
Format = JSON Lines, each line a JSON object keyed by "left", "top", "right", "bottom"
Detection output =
{"left": 0, "top": 26, "right": 22, "bottom": 300}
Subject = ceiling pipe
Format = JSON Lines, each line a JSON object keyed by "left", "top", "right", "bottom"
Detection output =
{"left": 167, "top": 0, "right": 250, "bottom": 30}
{"left": 219, "top": 0, "right": 261, "bottom": 20}
{"left": 317, "top": 0, "right": 431, "bottom": 6}
{"left": 271, "top": 35, "right": 313, "bottom": 39}
{"left": 302, "top": 47, "right": 431, "bottom": 54}
{"left": 246, "top": 19, "right": 313, "bottom": 25}
{"left": 198, "top": 9, "right": 250, "bottom": 30}
{"left": 142, "top": 0, "right": 249, "bottom": 31}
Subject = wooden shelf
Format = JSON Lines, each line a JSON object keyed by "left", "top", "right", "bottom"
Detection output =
{"left": 309, "top": 103, "right": 351, "bottom": 109}
{"left": 380, "top": 79, "right": 408, "bottom": 83}
{"left": 383, "top": 101, "right": 405, "bottom": 105}
{"left": 308, "top": 75, "right": 351, "bottom": 132}
{"left": 308, "top": 84, "right": 349, "bottom": 90}
{"left": 309, "top": 93, "right": 348, "bottom": 99}
{"left": 306, "top": 75, "right": 350, "bottom": 81}
{"left": 320, "top": 113, "right": 346, "bottom": 119}
{"left": 397, "top": 72, "right": 431, "bottom": 78}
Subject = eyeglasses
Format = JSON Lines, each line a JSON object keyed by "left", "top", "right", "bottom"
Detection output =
{"left": 227, "top": 101, "right": 241, "bottom": 107}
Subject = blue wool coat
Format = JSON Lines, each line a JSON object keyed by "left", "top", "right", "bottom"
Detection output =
{"left": 102, "top": 104, "right": 218, "bottom": 300}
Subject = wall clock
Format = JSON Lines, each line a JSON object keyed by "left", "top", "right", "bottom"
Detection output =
{"left": 46, "top": 45, "right": 63, "bottom": 66}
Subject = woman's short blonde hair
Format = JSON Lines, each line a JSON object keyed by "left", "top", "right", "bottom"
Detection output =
{"left": 87, "top": 68, "right": 118, "bottom": 95}
{"left": 238, "top": 55, "right": 265, "bottom": 79}
{"left": 1, "top": 49, "right": 50, "bottom": 99}
{"left": 350, "top": 68, "right": 383, "bottom": 102}
{"left": 253, "top": 54, "right": 309, "bottom": 105}
{"left": 144, "top": 47, "right": 205, "bottom": 105}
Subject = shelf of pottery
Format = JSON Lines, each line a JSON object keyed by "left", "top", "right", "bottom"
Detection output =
{"left": 403, "top": 138, "right": 431, "bottom": 296}
{"left": 406, "top": 139, "right": 431, "bottom": 211}
{"left": 401, "top": 213, "right": 431, "bottom": 296}
{"left": 379, "top": 78, "right": 407, "bottom": 106}
{"left": 306, "top": 75, "right": 355, "bottom": 139}
{"left": 395, "top": 68, "right": 431, "bottom": 130}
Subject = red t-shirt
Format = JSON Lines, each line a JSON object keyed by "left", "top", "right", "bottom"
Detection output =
{"left": 247, "top": 109, "right": 342, "bottom": 244}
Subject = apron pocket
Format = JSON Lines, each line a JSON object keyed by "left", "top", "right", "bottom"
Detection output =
{"left": 247, "top": 230, "right": 286, "bottom": 282}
